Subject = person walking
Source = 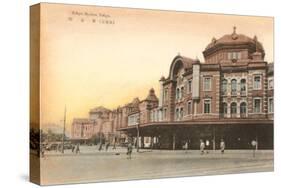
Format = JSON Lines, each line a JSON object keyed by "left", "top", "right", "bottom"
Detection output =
{"left": 220, "top": 139, "right": 225, "bottom": 154}
{"left": 71, "top": 144, "right": 75, "bottom": 153}
{"left": 205, "top": 139, "right": 210, "bottom": 154}
{"left": 98, "top": 142, "right": 103, "bottom": 151}
{"left": 105, "top": 142, "right": 110, "bottom": 151}
{"left": 200, "top": 139, "right": 205, "bottom": 155}
{"left": 75, "top": 143, "right": 80, "bottom": 154}
{"left": 127, "top": 142, "right": 133, "bottom": 159}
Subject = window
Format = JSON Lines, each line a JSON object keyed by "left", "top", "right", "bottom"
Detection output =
{"left": 188, "top": 79, "right": 192, "bottom": 93}
{"left": 180, "top": 108, "right": 184, "bottom": 118}
{"left": 268, "top": 79, "right": 273, "bottom": 90}
{"left": 204, "top": 77, "right": 211, "bottom": 91}
{"left": 204, "top": 99, "right": 211, "bottom": 114}
{"left": 268, "top": 98, "right": 273, "bottom": 113}
{"left": 231, "top": 79, "right": 237, "bottom": 95}
{"left": 253, "top": 75, "right": 261, "bottom": 90}
{"left": 176, "top": 88, "right": 180, "bottom": 99}
{"left": 187, "top": 101, "right": 192, "bottom": 115}
{"left": 231, "top": 102, "right": 237, "bottom": 117}
{"left": 176, "top": 108, "right": 179, "bottom": 120}
{"left": 222, "top": 103, "right": 227, "bottom": 117}
{"left": 222, "top": 79, "right": 227, "bottom": 95}
{"left": 164, "top": 89, "right": 168, "bottom": 102}
{"left": 180, "top": 87, "right": 184, "bottom": 99}
{"left": 240, "top": 102, "right": 247, "bottom": 118}
{"left": 253, "top": 98, "right": 261, "bottom": 113}
{"left": 240, "top": 79, "right": 246, "bottom": 95}
{"left": 228, "top": 52, "right": 241, "bottom": 60}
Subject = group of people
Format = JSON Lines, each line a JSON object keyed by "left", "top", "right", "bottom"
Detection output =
{"left": 98, "top": 142, "right": 117, "bottom": 151}
{"left": 182, "top": 139, "right": 225, "bottom": 155}
{"left": 71, "top": 143, "right": 80, "bottom": 154}
{"left": 199, "top": 139, "right": 225, "bottom": 154}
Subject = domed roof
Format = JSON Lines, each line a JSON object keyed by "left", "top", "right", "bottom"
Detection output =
{"left": 205, "top": 27, "right": 264, "bottom": 51}
{"left": 168, "top": 55, "right": 197, "bottom": 80}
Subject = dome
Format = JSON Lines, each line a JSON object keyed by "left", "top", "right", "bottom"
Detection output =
{"left": 204, "top": 26, "right": 264, "bottom": 52}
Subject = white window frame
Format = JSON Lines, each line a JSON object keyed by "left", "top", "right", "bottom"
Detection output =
{"left": 203, "top": 77, "right": 212, "bottom": 91}
{"left": 203, "top": 99, "right": 211, "bottom": 114}
{"left": 268, "top": 97, "right": 273, "bottom": 113}
{"left": 253, "top": 75, "right": 262, "bottom": 90}
{"left": 253, "top": 97, "right": 262, "bottom": 113}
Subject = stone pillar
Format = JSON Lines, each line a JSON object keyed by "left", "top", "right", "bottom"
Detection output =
{"left": 237, "top": 103, "right": 240, "bottom": 118}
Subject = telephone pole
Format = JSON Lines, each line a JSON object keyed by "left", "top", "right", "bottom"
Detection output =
{"left": 62, "top": 105, "right": 66, "bottom": 154}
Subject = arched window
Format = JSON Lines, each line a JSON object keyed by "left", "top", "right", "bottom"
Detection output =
{"left": 240, "top": 102, "right": 247, "bottom": 118}
{"left": 176, "top": 108, "right": 179, "bottom": 120}
{"left": 240, "top": 79, "right": 246, "bottom": 96}
{"left": 180, "top": 108, "right": 184, "bottom": 118}
{"left": 222, "top": 102, "right": 228, "bottom": 117}
{"left": 222, "top": 79, "right": 227, "bottom": 95}
{"left": 231, "top": 102, "right": 237, "bottom": 118}
{"left": 231, "top": 79, "right": 237, "bottom": 95}
{"left": 180, "top": 87, "right": 184, "bottom": 99}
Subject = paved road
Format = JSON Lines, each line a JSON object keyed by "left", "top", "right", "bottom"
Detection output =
{"left": 40, "top": 146, "right": 273, "bottom": 185}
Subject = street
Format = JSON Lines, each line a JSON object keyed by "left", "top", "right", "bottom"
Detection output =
{"left": 39, "top": 146, "right": 273, "bottom": 185}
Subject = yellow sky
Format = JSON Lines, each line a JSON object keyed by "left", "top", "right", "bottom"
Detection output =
{"left": 39, "top": 3, "right": 273, "bottom": 131}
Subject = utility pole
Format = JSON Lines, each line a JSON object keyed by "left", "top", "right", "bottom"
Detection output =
{"left": 62, "top": 105, "right": 66, "bottom": 154}
{"left": 136, "top": 117, "right": 140, "bottom": 152}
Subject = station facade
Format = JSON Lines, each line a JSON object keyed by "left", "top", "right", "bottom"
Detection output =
{"left": 72, "top": 27, "right": 274, "bottom": 150}
{"left": 119, "top": 27, "right": 274, "bottom": 150}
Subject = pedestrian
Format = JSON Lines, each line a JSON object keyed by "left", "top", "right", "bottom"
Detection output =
{"left": 184, "top": 140, "right": 189, "bottom": 153}
{"left": 205, "top": 139, "right": 210, "bottom": 154}
{"left": 105, "top": 142, "right": 110, "bottom": 151}
{"left": 98, "top": 142, "right": 103, "bottom": 151}
{"left": 75, "top": 143, "right": 80, "bottom": 154}
{"left": 220, "top": 139, "right": 225, "bottom": 154}
{"left": 200, "top": 139, "right": 205, "bottom": 155}
{"left": 127, "top": 142, "right": 133, "bottom": 159}
{"left": 71, "top": 144, "right": 75, "bottom": 153}
{"left": 112, "top": 141, "right": 116, "bottom": 150}
{"left": 40, "top": 146, "right": 45, "bottom": 158}
{"left": 251, "top": 139, "right": 257, "bottom": 157}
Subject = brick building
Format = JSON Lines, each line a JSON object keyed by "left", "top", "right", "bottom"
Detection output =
{"left": 72, "top": 27, "right": 273, "bottom": 149}
{"left": 119, "top": 27, "right": 274, "bottom": 150}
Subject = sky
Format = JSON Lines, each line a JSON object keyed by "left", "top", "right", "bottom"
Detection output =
{"left": 39, "top": 3, "right": 274, "bottom": 131}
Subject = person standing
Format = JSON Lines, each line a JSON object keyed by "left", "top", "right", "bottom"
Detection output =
{"left": 220, "top": 139, "right": 225, "bottom": 154}
{"left": 251, "top": 139, "right": 257, "bottom": 157}
{"left": 200, "top": 139, "right": 205, "bottom": 155}
{"left": 184, "top": 140, "right": 189, "bottom": 153}
{"left": 127, "top": 142, "right": 133, "bottom": 159}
